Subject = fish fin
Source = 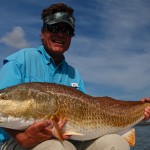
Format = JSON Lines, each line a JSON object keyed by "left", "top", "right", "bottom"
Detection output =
{"left": 122, "top": 128, "right": 135, "bottom": 147}
{"left": 51, "top": 115, "right": 64, "bottom": 141}
{"left": 43, "top": 113, "right": 52, "bottom": 120}
{"left": 43, "top": 114, "right": 64, "bottom": 141}
{"left": 64, "top": 131, "right": 84, "bottom": 136}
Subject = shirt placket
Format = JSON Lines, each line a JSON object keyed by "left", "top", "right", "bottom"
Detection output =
{"left": 48, "top": 60, "right": 62, "bottom": 83}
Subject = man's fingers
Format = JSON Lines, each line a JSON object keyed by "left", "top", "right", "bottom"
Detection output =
{"left": 26, "top": 120, "right": 53, "bottom": 133}
{"left": 141, "top": 97, "right": 150, "bottom": 102}
{"left": 143, "top": 107, "right": 150, "bottom": 121}
{"left": 145, "top": 107, "right": 150, "bottom": 115}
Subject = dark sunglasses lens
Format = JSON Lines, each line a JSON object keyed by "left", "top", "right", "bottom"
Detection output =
{"left": 63, "top": 28, "right": 74, "bottom": 36}
{"left": 46, "top": 25, "right": 74, "bottom": 36}
{"left": 46, "top": 25, "right": 58, "bottom": 33}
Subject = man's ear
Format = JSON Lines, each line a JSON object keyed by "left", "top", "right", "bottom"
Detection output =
{"left": 40, "top": 33, "right": 44, "bottom": 39}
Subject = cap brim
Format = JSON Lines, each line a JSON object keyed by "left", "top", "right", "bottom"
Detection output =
{"left": 44, "top": 12, "right": 75, "bottom": 30}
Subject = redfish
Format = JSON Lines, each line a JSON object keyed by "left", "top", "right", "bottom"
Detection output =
{"left": 0, "top": 82, "right": 149, "bottom": 146}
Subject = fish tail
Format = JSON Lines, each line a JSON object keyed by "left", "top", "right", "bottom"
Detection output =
{"left": 122, "top": 128, "right": 135, "bottom": 147}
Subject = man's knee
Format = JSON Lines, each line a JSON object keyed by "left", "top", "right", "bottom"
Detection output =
{"left": 86, "top": 134, "right": 130, "bottom": 150}
{"left": 33, "top": 139, "right": 76, "bottom": 150}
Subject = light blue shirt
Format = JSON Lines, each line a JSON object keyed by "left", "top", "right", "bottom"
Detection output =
{"left": 0, "top": 45, "right": 85, "bottom": 142}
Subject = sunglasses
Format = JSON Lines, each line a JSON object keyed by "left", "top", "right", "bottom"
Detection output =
{"left": 46, "top": 24, "right": 74, "bottom": 36}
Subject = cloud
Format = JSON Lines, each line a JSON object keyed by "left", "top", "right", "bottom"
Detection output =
{"left": 65, "top": 0, "right": 150, "bottom": 97}
{"left": 0, "top": 0, "right": 150, "bottom": 100}
{"left": 0, "top": 26, "right": 30, "bottom": 49}
{"left": 67, "top": 33, "right": 150, "bottom": 94}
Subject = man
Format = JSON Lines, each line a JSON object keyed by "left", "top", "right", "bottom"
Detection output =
{"left": 0, "top": 2, "right": 150, "bottom": 150}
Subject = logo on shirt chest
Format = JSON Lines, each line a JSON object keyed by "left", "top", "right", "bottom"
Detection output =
{"left": 71, "top": 83, "right": 79, "bottom": 88}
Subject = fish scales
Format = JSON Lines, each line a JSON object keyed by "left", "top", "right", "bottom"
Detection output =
{"left": 0, "top": 82, "right": 149, "bottom": 141}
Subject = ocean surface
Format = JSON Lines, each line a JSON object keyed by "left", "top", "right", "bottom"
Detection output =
{"left": 131, "top": 125, "right": 150, "bottom": 150}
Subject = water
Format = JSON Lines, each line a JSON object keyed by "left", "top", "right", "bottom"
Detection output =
{"left": 131, "top": 125, "right": 150, "bottom": 150}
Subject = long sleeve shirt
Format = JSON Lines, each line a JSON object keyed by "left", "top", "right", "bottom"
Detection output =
{"left": 0, "top": 45, "right": 85, "bottom": 142}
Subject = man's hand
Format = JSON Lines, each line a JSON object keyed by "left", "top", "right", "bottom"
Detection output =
{"left": 140, "top": 97, "right": 150, "bottom": 121}
{"left": 14, "top": 118, "right": 69, "bottom": 149}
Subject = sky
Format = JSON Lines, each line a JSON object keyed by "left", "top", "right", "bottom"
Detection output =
{"left": 0, "top": 0, "right": 150, "bottom": 100}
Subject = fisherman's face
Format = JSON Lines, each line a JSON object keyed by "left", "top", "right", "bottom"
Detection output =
{"left": 41, "top": 23, "right": 74, "bottom": 57}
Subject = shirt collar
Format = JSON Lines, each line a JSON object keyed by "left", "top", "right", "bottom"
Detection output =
{"left": 38, "top": 45, "right": 65, "bottom": 68}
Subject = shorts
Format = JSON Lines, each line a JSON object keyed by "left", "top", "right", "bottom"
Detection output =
{"left": 1, "top": 134, "right": 130, "bottom": 150}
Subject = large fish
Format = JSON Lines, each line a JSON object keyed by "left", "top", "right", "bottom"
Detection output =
{"left": 0, "top": 82, "right": 149, "bottom": 146}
